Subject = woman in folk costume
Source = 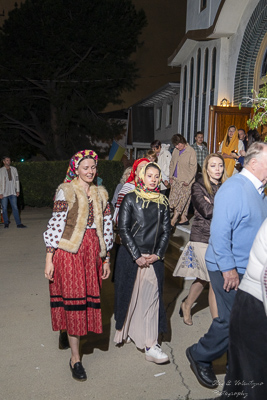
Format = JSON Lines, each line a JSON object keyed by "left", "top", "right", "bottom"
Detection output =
{"left": 114, "top": 162, "right": 171, "bottom": 364}
{"left": 218, "top": 125, "right": 244, "bottom": 177}
{"left": 44, "top": 150, "right": 113, "bottom": 381}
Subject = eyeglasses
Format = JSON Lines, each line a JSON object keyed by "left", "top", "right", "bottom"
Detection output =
{"left": 152, "top": 146, "right": 160, "bottom": 150}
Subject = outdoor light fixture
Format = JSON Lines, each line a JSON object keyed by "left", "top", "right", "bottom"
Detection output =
{"left": 220, "top": 98, "right": 230, "bottom": 107}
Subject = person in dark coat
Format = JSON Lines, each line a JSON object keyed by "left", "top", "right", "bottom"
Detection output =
{"left": 114, "top": 162, "right": 171, "bottom": 364}
{"left": 173, "top": 154, "right": 227, "bottom": 325}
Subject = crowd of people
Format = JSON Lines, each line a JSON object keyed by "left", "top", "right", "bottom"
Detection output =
{"left": 40, "top": 126, "right": 267, "bottom": 399}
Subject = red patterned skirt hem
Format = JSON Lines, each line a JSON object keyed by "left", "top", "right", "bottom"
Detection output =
{"left": 49, "top": 229, "right": 103, "bottom": 336}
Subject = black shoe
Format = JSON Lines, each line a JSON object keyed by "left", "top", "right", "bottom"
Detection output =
{"left": 178, "top": 220, "right": 189, "bottom": 226}
{"left": 170, "top": 225, "right": 176, "bottom": 234}
{"left": 186, "top": 347, "right": 218, "bottom": 389}
{"left": 17, "top": 224, "right": 27, "bottom": 228}
{"left": 4, "top": 224, "right": 9, "bottom": 228}
{"left": 59, "top": 331, "right": 70, "bottom": 350}
{"left": 69, "top": 360, "right": 87, "bottom": 381}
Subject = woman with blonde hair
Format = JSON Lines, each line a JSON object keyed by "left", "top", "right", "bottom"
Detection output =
{"left": 173, "top": 153, "right": 227, "bottom": 325}
{"left": 218, "top": 125, "right": 244, "bottom": 177}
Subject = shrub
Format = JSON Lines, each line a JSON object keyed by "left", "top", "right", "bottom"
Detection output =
{"left": 13, "top": 160, "right": 124, "bottom": 207}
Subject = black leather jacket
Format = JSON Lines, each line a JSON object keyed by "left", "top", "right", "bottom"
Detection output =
{"left": 118, "top": 192, "right": 171, "bottom": 261}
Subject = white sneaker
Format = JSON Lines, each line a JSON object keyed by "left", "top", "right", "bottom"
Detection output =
{"left": 125, "top": 336, "right": 131, "bottom": 344}
{"left": 145, "top": 344, "right": 169, "bottom": 364}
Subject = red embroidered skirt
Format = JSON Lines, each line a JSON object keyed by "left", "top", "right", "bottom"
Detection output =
{"left": 49, "top": 229, "right": 103, "bottom": 336}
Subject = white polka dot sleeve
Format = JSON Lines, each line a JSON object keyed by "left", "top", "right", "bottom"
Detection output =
{"left": 43, "top": 189, "right": 68, "bottom": 253}
{"left": 103, "top": 202, "right": 113, "bottom": 252}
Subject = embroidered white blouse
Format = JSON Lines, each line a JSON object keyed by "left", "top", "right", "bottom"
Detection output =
{"left": 43, "top": 189, "right": 113, "bottom": 253}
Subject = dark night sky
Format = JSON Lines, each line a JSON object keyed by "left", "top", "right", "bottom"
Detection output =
{"left": 2, "top": 0, "right": 187, "bottom": 111}
{"left": 106, "top": 0, "right": 187, "bottom": 111}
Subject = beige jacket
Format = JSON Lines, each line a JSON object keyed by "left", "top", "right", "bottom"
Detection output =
{"left": 169, "top": 145, "right": 197, "bottom": 185}
{"left": 57, "top": 178, "right": 108, "bottom": 257}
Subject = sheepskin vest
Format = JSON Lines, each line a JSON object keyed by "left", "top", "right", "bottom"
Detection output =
{"left": 57, "top": 178, "right": 108, "bottom": 257}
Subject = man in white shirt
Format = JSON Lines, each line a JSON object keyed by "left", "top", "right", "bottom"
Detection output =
{"left": 0, "top": 156, "right": 26, "bottom": 228}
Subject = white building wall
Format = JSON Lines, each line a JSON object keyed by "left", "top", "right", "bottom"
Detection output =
{"left": 173, "top": 0, "right": 261, "bottom": 142}
{"left": 224, "top": 0, "right": 260, "bottom": 103}
{"left": 216, "top": 37, "right": 230, "bottom": 103}
{"left": 154, "top": 93, "right": 179, "bottom": 144}
{"left": 178, "top": 40, "right": 221, "bottom": 143}
{"left": 208, "top": 0, "right": 260, "bottom": 105}
{"left": 186, "top": 0, "right": 222, "bottom": 32}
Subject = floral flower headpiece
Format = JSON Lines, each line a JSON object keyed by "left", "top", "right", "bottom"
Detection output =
{"left": 64, "top": 150, "right": 98, "bottom": 183}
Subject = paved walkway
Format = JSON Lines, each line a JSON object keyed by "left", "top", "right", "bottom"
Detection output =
{"left": 0, "top": 208, "right": 225, "bottom": 400}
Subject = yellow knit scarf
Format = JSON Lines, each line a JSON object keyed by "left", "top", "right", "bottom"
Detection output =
{"left": 134, "top": 162, "right": 169, "bottom": 209}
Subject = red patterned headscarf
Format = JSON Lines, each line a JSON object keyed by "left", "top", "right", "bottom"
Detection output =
{"left": 126, "top": 158, "right": 150, "bottom": 184}
{"left": 64, "top": 150, "right": 98, "bottom": 182}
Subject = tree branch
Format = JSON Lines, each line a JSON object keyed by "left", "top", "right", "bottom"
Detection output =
{"left": 20, "top": 131, "right": 46, "bottom": 150}
{"left": 58, "top": 46, "right": 93, "bottom": 79}
{"left": 3, "top": 114, "right": 47, "bottom": 145}
{"left": 23, "top": 77, "right": 49, "bottom": 94}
